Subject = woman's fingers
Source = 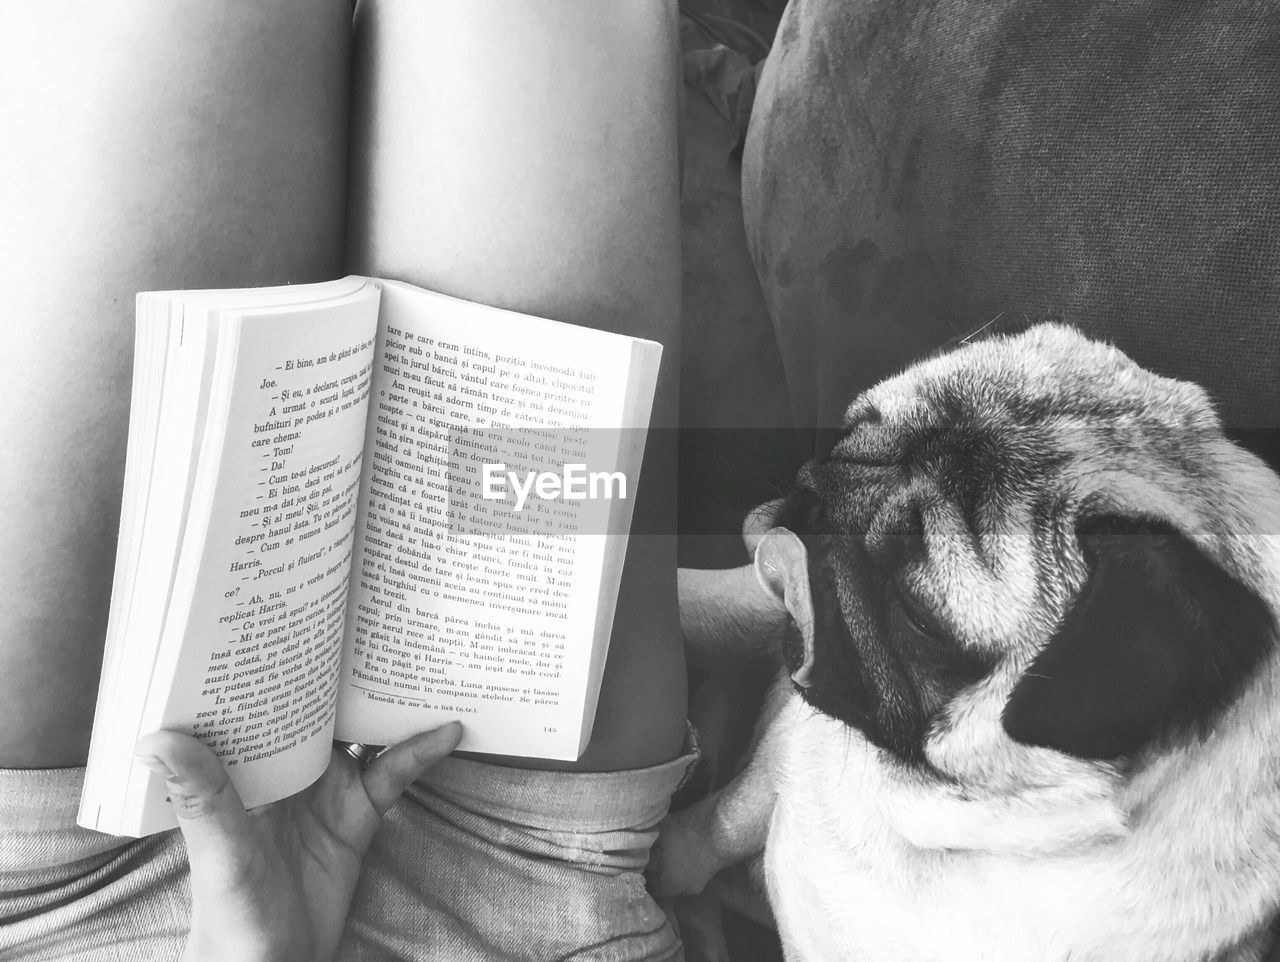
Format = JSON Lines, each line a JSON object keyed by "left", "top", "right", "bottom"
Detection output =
{"left": 678, "top": 565, "right": 788, "bottom": 664}
{"left": 133, "top": 730, "right": 258, "bottom": 888}
{"left": 132, "top": 721, "right": 464, "bottom": 887}
{"left": 359, "top": 722, "right": 464, "bottom": 815}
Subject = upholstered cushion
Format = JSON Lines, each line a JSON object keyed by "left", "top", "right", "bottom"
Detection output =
{"left": 743, "top": 0, "right": 1280, "bottom": 468}
{"left": 678, "top": 9, "right": 801, "bottom": 564}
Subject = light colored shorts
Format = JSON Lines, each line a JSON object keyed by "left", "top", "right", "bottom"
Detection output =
{"left": 0, "top": 736, "right": 699, "bottom": 961}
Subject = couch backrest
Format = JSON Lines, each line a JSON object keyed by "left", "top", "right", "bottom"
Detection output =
{"left": 743, "top": 0, "right": 1280, "bottom": 470}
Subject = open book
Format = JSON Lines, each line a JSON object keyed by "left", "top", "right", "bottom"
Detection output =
{"left": 79, "top": 276, "right": 661, "bottom": 837}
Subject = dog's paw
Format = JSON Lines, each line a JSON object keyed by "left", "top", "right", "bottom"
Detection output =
{"left": 648, "top": 805, "right": 724, "bottom": 898}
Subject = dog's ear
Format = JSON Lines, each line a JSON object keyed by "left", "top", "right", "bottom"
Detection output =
{"left": 1002, "top": 516, "right": 1275, "bottom": 760}
{"left": 754, "top": 527, "right": 816, "bottom": 687}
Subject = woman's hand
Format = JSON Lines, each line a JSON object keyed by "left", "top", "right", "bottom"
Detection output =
{"left": 134, "top": 723, "right": 463, "bottom": 962}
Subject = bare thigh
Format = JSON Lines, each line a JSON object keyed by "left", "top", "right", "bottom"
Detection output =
{"left": 1, "top": 0, "right": 686, "bottom": 772}
{"left": 347, "top": 0, "right": 687, "bottom": 771}
{"left": 0, "top": 1, "right": 351, "bottom": 767}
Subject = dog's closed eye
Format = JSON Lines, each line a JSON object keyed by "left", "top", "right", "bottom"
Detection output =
{"left": 890, "top": 583, "right": 943, "bottom": 642}
{"left": 885, "top": 581, "right": 992, "bottom": 713}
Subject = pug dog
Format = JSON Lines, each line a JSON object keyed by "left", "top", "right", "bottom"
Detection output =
{"left": 657, "top": 324, "right": 1280, "bottom": 961}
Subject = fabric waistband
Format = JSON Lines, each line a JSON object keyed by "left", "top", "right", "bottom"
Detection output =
{"left": 0, "top": 766, "right": 128, "bottom": 871}
{"left": 413, "top": 726, "right": 700, "bottom": 834}
{"left": 1, "top": 726, "right": 700, "bottom": 870}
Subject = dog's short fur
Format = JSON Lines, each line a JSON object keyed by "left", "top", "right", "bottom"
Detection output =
{"left": 657, "top": 324, "right": 1280, "bottom": 961}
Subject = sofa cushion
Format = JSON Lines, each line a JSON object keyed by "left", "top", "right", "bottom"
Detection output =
{"left": 743, "top": 0, "right": 1280, "bottom": 468}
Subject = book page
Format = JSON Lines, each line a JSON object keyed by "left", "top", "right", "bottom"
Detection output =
{"left": 122, "top": 288, "right": 380, "bottom": 832}
{"left": 335, "top": 281, "right": 647, "bottom": 758}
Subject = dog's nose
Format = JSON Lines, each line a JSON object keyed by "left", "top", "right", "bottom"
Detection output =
{"left": 742, "top": 498, "right": 786, "bottom": 556}
{"left": 772, "top": 484, "right": 825, "bottom": 536}
{"left": 823, "top": 403, "right": 883, "bottom": 452}
{"left": 845, "top": 400, "right": 883, "bottom": 429}
{"left": 815, "top": 402, "right": 885, "bottom": 462}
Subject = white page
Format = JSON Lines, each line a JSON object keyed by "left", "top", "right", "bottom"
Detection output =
{"left": 335, "top": 281, "right": 647, "bottom": 758}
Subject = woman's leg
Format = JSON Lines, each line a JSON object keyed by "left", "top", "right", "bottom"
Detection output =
{"left": 0, "top": 0, "right": 685, "bottom": 776}
{"left": 347, "top": 0, "right": 687, "bottom": 771}
{"left": 0, "top": 1, "right": 352, "bottom": 767}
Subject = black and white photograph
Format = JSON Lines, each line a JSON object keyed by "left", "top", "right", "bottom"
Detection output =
{"left": 3, "top": 1, "right": 1279, "bottom": 960}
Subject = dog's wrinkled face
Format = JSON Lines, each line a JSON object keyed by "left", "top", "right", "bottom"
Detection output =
{"left": 768, "top": 324, "right": 1276, "bottom": 774}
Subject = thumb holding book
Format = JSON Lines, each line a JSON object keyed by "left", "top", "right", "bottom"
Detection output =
{"left": 133, "top": 723, "right": 464, "bottom": 962}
